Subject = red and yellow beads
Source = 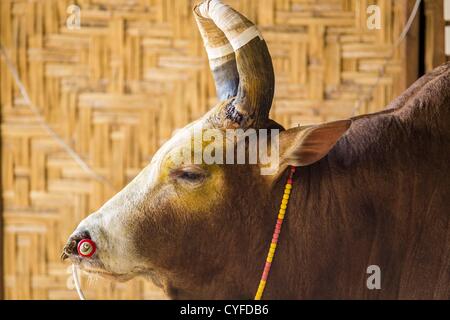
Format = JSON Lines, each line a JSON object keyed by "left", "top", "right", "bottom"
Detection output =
{"left": 254, "top": 166, "right": 296, "bottom": 300}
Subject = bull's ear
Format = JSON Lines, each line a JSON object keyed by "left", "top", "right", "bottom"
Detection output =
{"left": 279, "top": 119, "right": 351, "bottom": 167}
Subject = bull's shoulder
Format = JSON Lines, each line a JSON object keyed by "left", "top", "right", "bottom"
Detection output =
{"left": 341, "top": 63, "right": 450, "bottom": 161}
{"left": 388, "top": 62, "right": 450, "bottom": 135}
{"left": 333, "top": 106, "right": 449, "bottom": 173}
{"left": 386, "top": 62, "right": 450, "bottom": 112}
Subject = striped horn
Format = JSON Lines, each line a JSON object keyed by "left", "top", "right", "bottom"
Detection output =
{"left": 194, "top": 0, "right": 275, "bottom": 128}
{"left": 193, "top": 6, "right": 239, "bottom": 101}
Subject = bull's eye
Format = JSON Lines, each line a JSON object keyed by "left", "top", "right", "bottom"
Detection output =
{"left": 170, "top": 166, "right": 207, "bottom": 186}
{"left": 179, "top": 171, "right": 203, "bottom": 181}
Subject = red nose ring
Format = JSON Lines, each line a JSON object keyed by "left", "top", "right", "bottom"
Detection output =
{"left": 77, "top": 239, "right": 96, "bottom": 258}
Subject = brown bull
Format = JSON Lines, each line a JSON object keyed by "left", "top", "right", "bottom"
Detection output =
{"left": 63, "top": 0, "right": 450, "bottom": 299}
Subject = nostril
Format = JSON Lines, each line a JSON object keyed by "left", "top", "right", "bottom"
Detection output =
{"left": 75, "top": 230, "right": 91, "bottom": 242}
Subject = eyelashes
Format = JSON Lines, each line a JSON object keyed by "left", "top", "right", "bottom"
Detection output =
{"left": 177, "top": 171, "right": 205, "bottom": 181}
{"left": 169, "top": 166, "right": 208, "bottom": 185}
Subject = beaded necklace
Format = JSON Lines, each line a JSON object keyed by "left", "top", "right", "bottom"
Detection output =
{"left": 255, "top": 166, "right": 296, "bottom": 300}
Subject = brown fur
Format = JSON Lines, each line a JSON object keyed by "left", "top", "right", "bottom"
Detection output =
{"left": 260, "top": 63, "right": 450, "bottom": 299}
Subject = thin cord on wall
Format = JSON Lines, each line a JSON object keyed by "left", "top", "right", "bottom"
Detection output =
{"left": 352, "top": 0, "right": 422, "bottom": 116}
{"left": 0, "top": 44, "right": 114, "bottom": 190}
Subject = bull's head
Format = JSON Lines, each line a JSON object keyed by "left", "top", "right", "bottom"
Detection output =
{"left": 62, "top": 0, "right": 351, "bottom": 299}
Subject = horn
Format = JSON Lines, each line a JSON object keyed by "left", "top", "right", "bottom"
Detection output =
{"left": 194, "top": 0, "right": 275, "bottom": 128}
{"left": 194, "top": 6, "right": 239, "bottom": 101}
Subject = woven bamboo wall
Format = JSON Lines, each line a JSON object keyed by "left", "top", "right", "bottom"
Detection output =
{"left": 1, "top": 0, "right": 411, "bottom": 300}
{"left": 424, "top": 0, "right": 449, "bottom": 71}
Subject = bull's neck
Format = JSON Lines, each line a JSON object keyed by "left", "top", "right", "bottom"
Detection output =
{"left": 259, "top": 157, "right": 340, "bottom": 299}
{"left": 258, "top": 112, "right": 412, "bottom": 299}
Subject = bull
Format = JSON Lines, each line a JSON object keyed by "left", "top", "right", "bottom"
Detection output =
{"left": 62, "top": 0, "right": 450, "bottom": 299}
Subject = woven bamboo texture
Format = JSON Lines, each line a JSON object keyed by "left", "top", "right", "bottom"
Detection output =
{"left": 424, "top": 0, "right": 450, "bottom": 70}
{"left": 1, "top": 0, "right": 411, "bottom": 299}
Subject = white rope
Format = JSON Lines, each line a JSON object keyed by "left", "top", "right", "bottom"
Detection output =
{"left": 352, "top": 0, "right": 422, "bottom": 116}
{"left": 205, "top": 42, "right": 234, "bottom": 60}
{"left": 0, "top": 44, "right": 114, "bottom": 189}
{"left": 228, "top": 25, "right": 263, "bottom": 51}
{"left": 204, "top": 26, "right": 263, "bottom": 61}
{"left": 198, "top": 0, "right": 264, "bottom": 52}
{"left": 72, "top": 264, "right": 86, "bottom": 300}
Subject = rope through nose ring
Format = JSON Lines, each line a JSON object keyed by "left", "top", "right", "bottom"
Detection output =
{"left": 72, "top": 264, "right": 86, "bottom": 300}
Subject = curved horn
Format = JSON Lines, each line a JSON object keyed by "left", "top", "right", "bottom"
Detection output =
{"left": 194, "top": 0, "right": 275, "bottom": 128}
{"left": 194, "top": 6, "right": 239, "bottom": 101}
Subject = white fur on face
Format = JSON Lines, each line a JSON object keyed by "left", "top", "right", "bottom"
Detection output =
{"left": 147, "top": 120, "right": 202, "bottom": 186}
{"left": 72, "top": 120, "right": 204, "bottom": 276}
